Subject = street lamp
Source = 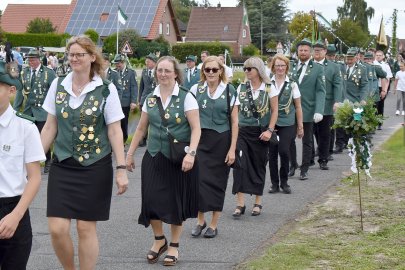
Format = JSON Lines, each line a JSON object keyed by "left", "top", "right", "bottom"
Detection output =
{"left": 260, "top": 0, "right": 263, "bottom": 56}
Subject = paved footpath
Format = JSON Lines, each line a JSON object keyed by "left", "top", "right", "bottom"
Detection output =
{"left": 27, "top": 93, "right": 404, "bottom": 269}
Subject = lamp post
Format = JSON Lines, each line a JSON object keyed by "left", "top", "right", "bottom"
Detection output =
{"left": 260, "top": 0, "right": 263, "bottom": 56}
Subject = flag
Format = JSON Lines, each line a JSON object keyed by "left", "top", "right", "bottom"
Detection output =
{"left": 311, "top": 13, "right": 320, "bottom": 44}
{"left": 243, "top": 3, "right": 249, "bottom": 26}
{"left": 376, "top": 16, "right": 388, "bottom": 47}
{"left": 118, "top": 5, "right": 128, "bottom": 25}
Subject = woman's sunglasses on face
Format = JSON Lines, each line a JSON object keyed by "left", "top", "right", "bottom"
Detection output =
{"left": 243, "top": 67, "right": 255, "bottom": 72}
{"left": 204, "top": 67, "right": 220, "bottom": 73}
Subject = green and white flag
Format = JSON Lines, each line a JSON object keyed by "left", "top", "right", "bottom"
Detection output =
{"left": 243, "top": 4, "right": 249, "bottom": 26}
{"left": 118, "top": 5, "right": 128, "bottom": 25}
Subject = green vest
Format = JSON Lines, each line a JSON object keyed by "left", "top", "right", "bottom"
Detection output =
{"left": 54, "top": 78, "right": 111, "bottom": 166}
{"left": 195, "top": 83, "right": 237, "bottom": 133}
{"left": 238, "top": 83, "right": 271, "bottom": 127}
{"left": 146, "top": 87, "right": 191, "bottom": 159}
{"left": 275, "top": 81, "right": 296, "bottom": 127}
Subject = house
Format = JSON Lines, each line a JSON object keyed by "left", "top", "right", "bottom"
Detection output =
{"left": 1, "top": 0, "right": 181, "bottom": 44}
{"left": 185, "top": 4, "right": 251, "bottom": 56}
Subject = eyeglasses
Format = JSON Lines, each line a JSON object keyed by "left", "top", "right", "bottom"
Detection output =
{"left": 157, "top": 68, "right": 174, "bottom": 74}
{"left": 68, "top": 53, "right": 90, "bottom": 59}
{"left": 243, "top": 67, "right": 256, "bottom": 72}
{"left": 274, "top": 65, "right": 287, "bottom": 68}
{"left": 204, "top": 68, "right": 220, "bottom": 73}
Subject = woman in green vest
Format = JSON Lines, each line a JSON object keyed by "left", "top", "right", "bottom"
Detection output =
{"left": 268, "top": 54, "right": 304, "bottom": 195}
{"left": 41, "top": 35, "right": 129, "bottom": 269}
{"left": 232, "top": 57, "right": 278, "bottom": 217}
{"left": 126, "top": 56, "right": 201, "bottom": 266}
{"left": 189, "top": 56, "right": 239, "bottom": 238}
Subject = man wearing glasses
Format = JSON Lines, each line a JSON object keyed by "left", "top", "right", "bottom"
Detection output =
{"left": 13, "top": 49, "right": 56, "bottom": 174}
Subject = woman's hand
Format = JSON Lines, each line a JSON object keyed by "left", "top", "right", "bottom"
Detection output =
{"left": 297, "top": 126, "right": 304, "bottom": 139}
{"left": 225, "top": 149, "right": 235, "bottom": 166}
{"left": 126, "top": 154, "right": 135, "bottom": 172}
{"left": 116, "top": 169, "right": 129, "bottom": 195}
{"left": 182, "top": 154, "right": 195, "bottom": 172}
{"left": 0, "top": 212, "right": 21, "bottom": 239}
{"left": 259, "top": 130, "right": 272, "bottom": 141}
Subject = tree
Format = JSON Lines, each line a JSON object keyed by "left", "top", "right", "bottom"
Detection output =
{"left": 84, "top": 29, "right": 99, "bottom": 44}
{"left": 172, "top": 0, "right": 198, "bottom": 24}
{"left": 0, "top": 10, "right": 4, "bottom": 43}
{"left": 26, "top": 17, "right": 56, "bottom": 33}
{"left": 337, "top": 0, "right": 375, "bottom": 33}
{"left": 288, "top": 12, "right": 313, "bottom": 39}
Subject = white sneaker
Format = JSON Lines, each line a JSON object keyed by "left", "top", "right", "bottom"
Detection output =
{"left": 402, "top": 111, "right": 405, "bottom": 116}
{"left": 396, "top": 110, "right": 400, "bottom": 115}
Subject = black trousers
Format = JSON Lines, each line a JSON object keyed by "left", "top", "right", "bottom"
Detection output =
{"left": 376, "top": 86, "right": 386, "bottom": 121}
{"left": 0, "top": 197, "right": 32, "bottom": 270}
{"left": 121, "top": 106, "right": 130, "bottom": 143}
{"left": 335, "top": 127, "right": 348, "bottom": 148}
{"left": 313, "top": 115, "right": 333, "bottom": 163}
{"left": 329, "top": 120, "right": 335, "bottom": 154}
{"left": 35, "top": 121, "right": 51, "bottom": 163}
{"left": 269, "top": 125, "right": 296, "bottom": 188}
{"left": 289, "top": 122, "right": 313, "bottom": 173}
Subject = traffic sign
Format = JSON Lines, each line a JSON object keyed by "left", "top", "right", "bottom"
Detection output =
{"left": 121, "top": 41, "right": 133, "bottom": 54}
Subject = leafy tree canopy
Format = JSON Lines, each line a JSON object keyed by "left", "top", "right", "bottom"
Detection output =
{"left": 337, "top": 0, "right": 374, "bottom": 33}
{"left": 26, "top": 17, "right": 56, "bottom": 34}
{"left": 172, "top": 0, "right": 199, "bottom": 24}
{"left": 84, "top": 29, "right": 99, "bottom": 44}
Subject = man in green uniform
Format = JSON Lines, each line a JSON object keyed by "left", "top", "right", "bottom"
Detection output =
{"left": 183, "top": 55, "right": 200, "bottom": 90}
{"left": 288, "top": 38, "right": 326, "bottom": 180}
{"left": 13, "top": 49, "right": 56, "bottom": 173}
{"left": 312, "top": 40, "right": 342, "bottom": 170}
{"left": 113, "top": 54, "right": 138, "bottom": 144}
{"left": 103, "top": 53, "right": 122, "bottom": 99}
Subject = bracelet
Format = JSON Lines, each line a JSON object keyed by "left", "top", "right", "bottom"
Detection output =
{"left": 267, "top": 127, "right": 275, "bottom": 133}
{"left": 116, "top": 165, "right": 126, "bottom": 170}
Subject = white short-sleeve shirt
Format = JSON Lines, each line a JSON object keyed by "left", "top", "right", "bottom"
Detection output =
{"left": 142, "top": 82, "right": 199, "bottom": 113}
{"left": 42, "top": 72, "right": 124, "bottom": 125}
{"left": 270, "top": 76, "right": 301, "bottom": 98}
{"left": 395, "top": 70, "right": 405, "bottom": 91}
{"left": 189, "top": 81, "right": 240, "bottom": 106}
{"left": 236, "top": 81, "right": 279, "bottom": 103}
{"left": 0, "top": 105, "right": 46, "bottom": 197}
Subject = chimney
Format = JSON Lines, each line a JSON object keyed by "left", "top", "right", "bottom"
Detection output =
{"left": 216, "top": 3, "right": 221, "bottom": 10}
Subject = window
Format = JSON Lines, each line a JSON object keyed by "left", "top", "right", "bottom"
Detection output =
{"left": 159, "top": 23, "right": 163, "bottom": 35}
{"left": 166, "top": 23, "right": 170, "bottom": 35}
{"left": 224, "top": 25, "right": 229, "bottom": 32}
{"left": 100, "top": 13, "right": 109, "bottom": 22}
{"left": 243, "top": 29, "right": 246, "bottom": 38}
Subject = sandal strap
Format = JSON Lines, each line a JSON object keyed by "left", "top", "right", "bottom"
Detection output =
{"left": 155, "top": 235, "right": 165, "bottom": 240}
{"left": 235, "top": 205, "right": 245, "bottom": 211}
{"left": 253, "top": 204, "right": 262, "bottom": 209}
{"left": 164, "top": 255, "right": 178, "bottom": 262}
{"left": 169, "top": 242, "right": 179, "bottom": 248}
{"left": 147, "top": 250, "right": 158, "bottom": 257}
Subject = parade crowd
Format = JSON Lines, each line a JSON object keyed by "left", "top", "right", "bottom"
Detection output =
{"left": 0, "top": 35, "right": 403, "bottom": 269}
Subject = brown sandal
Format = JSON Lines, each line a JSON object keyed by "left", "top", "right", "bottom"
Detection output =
{"left": 147, "top": 235, "right": 168, "bottom": 264}
{"left": 163, "top": 242, "right": 179, "bottom": 266}
{"left": 251, "top": 204, "right": 262, "bottom": 216}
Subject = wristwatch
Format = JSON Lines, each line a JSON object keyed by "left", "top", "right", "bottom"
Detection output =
{"left": 267, "top": 127, "right": 275, "bottom": 133}
{"left": 184, "top": 146, "right": 197, "bottom": 157}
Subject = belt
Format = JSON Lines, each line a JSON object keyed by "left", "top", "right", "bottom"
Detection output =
{"left": 0, "top": 195, "right": 21, "bottom": 206}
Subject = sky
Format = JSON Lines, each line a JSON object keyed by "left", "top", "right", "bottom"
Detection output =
{"left": 1, "top": 0, "right": 404, "bottom": 39}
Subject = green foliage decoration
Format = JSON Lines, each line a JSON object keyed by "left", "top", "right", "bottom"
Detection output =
{"left": 4, "top": 32, "right": 70, "bottom": 47}
{"left": 172, "top": 42, "right": 231, "bottom": 64}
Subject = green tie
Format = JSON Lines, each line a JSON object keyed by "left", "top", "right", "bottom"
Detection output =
{"left": 31, "top": 70, "right": 36, "bottom": 89}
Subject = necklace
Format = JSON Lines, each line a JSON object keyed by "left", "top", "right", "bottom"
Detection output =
{"left": 74, "top": 80, "right": 90, "bottom": 95}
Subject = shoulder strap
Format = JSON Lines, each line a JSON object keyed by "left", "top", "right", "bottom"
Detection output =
{"left": 155, "top": 96, "right": 168, "bottom": 128}
{"left": 16, "top": 112, "right": 35, "bottom": 123}
{"left": 277, "top": 81, "right": 288, "bottom": 101}
{"left": 245, "top": 81, "right": 260, "bottom": 119}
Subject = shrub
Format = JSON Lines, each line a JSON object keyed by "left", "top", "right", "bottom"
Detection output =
{"left": 172, "top": 42, "right": 231, "bottom": 64}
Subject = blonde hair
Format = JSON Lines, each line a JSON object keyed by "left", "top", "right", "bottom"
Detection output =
{"left": 66, "top": 35, "right": 104, "bottom": 80}
{"left": 155, "top": 56, "right": 184, "bottom": 85}
{"left": 270, "top": 54, "right": 290, "bottom": 74}
{"left": 243, "top": 57, "right": 271, "bottom": 84}
{"left": 200, "top": 56, "right": 227, "bottom": 84}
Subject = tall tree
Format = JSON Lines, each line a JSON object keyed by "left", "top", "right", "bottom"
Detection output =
{"left": 26, "top": 17, "right": 56, "bottom": 33}
{"left": 337, "top": 0, "right": 374, "bottom": 33}
{"left": 172, "top": 0, "right": 199, "bottom": 23}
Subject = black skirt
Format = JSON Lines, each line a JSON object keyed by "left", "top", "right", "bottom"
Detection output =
{"left": 232, "top": 126, "right": 269, "bottom": 196}
{"left": 47, "top": 154, "right": 113, "bottom": 221}
{"left": 198, "top": 129, "right": 231, "bottom": 212}
{"left": 138, "top": 151, "right": 199, "bottom": 227}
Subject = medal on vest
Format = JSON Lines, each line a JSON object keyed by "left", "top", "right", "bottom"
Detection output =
{"left": 79, "top": 134, "right": 86, "bottom": 141}
{"left": 164, "top": 113, "right": 170, "bottom": 119}
{"left": 88, "top": 134, "right": 94, "bottom": 140}
{"left": 61, "top": 107, "right": 69, "bottom": 118}
{"left": 96, "top": 147, "right": 101, "bottom": 154}
{"left": 175, "top": 113, "right": 181, "bottom": 123}
{"left": 79, "top": 156, "right": 84, "bottom": 162}
{"left": 85, "top": 108, "right": 92, "bottom": 115}
{"left": 147, "top": 97, "right": 156, "bottom": 107}
{"left": 56, "top": 92, "right": 67, "bottom": 104}
{"left": 202, "top": 99, "right": 207, "bottom": 109}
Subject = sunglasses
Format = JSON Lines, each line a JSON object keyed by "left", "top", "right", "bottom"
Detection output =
{"left": 204, "top": 68, "right": 220, "bottom": 73}
{"left": 243, "top": 67, "right": 256, "bottom": 72}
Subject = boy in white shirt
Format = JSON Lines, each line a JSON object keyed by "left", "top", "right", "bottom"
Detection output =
{"left": 394, "top": 61, "right": 405, "bottom": 116}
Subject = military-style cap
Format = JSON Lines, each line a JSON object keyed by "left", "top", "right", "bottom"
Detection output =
{"left": 296, "top": 38, "right": 313, "bottom": 48}
{"left": 364, "top": 52, "right": 374, "bottom": 59}
{"left": 146, "top": 53, "right": 158, "bottom": 63}
{"left": 26, "top": 49, "right": 41, "bottom": 58}
{"left": 358, "top": 48, "right": 365, "bottom": 55}
{"left": 326, "top": 44, "right": 337, "bottom": 55}
{"left": 102, "top": 53, "right": 110, "bottom": 61}
{"left": 186, "top": 55, "right": 197, "bottom": 62}
{"left": 112, "top": 54, "right": 125, "bottom": 63}
{"left": 0, "top": 61, "right": 22, "bottom": 90}
{"left": 313, "top": 40, "right": 326, "bottom": 49}
{"left": 346, "top": 49, "right": 357, "bottom": 57}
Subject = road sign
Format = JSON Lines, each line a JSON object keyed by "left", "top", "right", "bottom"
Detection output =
{"left": 121, "top": 41, "right": 133, "bottom": 54}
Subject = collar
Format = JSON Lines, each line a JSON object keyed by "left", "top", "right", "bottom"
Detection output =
{"left": 202, "top": 81, "right": 227, "bottom": 90}
{"left": 315, "top": 58, "right": 326, "bottom": 65}
{"left": 248, "top": 81, "right": 266, "bottom": 91}
{"left": 0, "top": 104, "right": 14, "bottom": 128}
{"left": 61, "top": 72, "right": 103, "bottom": 96}
{"left": 299, "top": 59, "right": 310, "bottom": 66}
{"left": 31, "top": 64, "right": 41, "bottom": 74}
{"left": 152, "top": 82, "right": 180, "bottom": 97}
{"left": 271, "top": 75, "right": 290, "bottom": 83}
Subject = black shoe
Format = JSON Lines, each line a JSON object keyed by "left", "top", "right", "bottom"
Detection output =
{"left": 191, "top": 222, "right": 206, "bottom": 237}
{"left": 299, "top": 172, "right": 308, "bottom": 180}
{"left": 333, "top": 145, "right": 344, "bottom": 154}
{"left": 309, "top": 160, "right": 315, "bottom": 166}
{"left": 377, "top": 125, "right": 382, "bottom": 130}
{"left": 203, "top": 227, "right": 218, "bottom": 238}
{"left": 268, "top": 186, "right": 280, "bottom": 193}
{"left": 232, "top": 205, "right": 246, "bottom": 218}
{"left": 327, "top": 155, "right": 334, "bottom": 161}
{"left": 280, "top": 185, "right": 291, "bottom": 194}
{"left": 319, "top": 161, "right": 329, "bottom": 170}
{"left": 147, "top": 235, "right": 168, "bottom": 264}
{"left": 288, "top": 166, "right": 297, "bottom": 177}
{"left": 251, "top": 204, "right": 262, "bottom": 216}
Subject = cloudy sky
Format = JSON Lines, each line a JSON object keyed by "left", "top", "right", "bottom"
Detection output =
{"left": 1, "top": 0, "right": 404, "bottom": 39}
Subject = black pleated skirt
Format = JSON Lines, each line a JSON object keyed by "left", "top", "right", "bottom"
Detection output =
{"left": 232, "top": 126, "right": 269, "bottom": 196}
{"left": 198, "top": 129, "right": 231, "bottom": 212}
{"left": 138, "top": 151, "right": 199, "bottom": 227}
{"left": 47, "top": 154, "right": 113, "bottom": 221}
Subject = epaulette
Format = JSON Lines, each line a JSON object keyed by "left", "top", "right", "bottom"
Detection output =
{"left": 16, "top": 112, "right": 36, "bottom": 123}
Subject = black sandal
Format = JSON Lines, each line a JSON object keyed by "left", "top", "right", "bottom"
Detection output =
{"left": 232, "top": 205, "right": 246, "bottom": 217}
{"left": 251, "top": 204, "right": 262, "bottom": 216}
{"left": 163, "top": 242, "right": 179, "bottom": 266}
{"left": 147, "top": 235, "right": 168, "bottom": 264}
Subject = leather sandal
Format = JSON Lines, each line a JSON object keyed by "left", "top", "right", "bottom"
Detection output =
{"left": 163, "top": 242, "right": 179, "bottom": 266}
{"left": 251, "top": 204, "right": 262, "bottom": 216}
{"left": 147, "top": 235, "right": 168, "bottom": 264}
{"left": 232, "top": 205, "right": 246, "bottom": 218}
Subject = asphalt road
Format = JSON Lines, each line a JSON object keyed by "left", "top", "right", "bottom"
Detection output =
{"left": 27, "top": 92, "right": 404, "bottom": 269}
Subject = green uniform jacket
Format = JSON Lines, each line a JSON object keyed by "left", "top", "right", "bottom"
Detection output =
{"left": 116, "top": 66, "right": 138, "bottom": 107}
{"left": 139, "top": 68, "right": 157, "bottom": 106}
{"left": 290, "top": 60, "right": 326, "bottom": 122}
{"left": 14, "top": 64, "right": 56, "bottom": 122}
{"left": 321, "top": 59, "right": 342, "bottom": 115}
{"left": 344, "top": 63, "right": 368, "bottom": 103}
{"left": 106, "top": 68, "right": 123, "bottom": 100}
{"left": 183, "top": 68, "right": 200, "bottom": 90}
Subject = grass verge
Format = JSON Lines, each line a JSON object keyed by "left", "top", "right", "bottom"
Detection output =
{"left": 238, "top": 128, "right": 405, "bottom": 270}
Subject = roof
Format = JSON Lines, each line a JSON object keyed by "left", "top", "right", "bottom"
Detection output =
{"left": 186, "top": 6, "right": 244, "bottom": 42}
{"left": 1, "top": 1, "right": 77, "bottom": 34}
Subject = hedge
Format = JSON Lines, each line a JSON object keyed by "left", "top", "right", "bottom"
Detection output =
{"left": 172, "top": 42, "right": 231, "bottom": 64}
{"left": 4, "top": 33, "right": 71, "bottom": 47}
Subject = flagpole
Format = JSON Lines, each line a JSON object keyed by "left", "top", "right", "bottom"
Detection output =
{"left": 117, "top": 5, "right": 119, "bottom": 55}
